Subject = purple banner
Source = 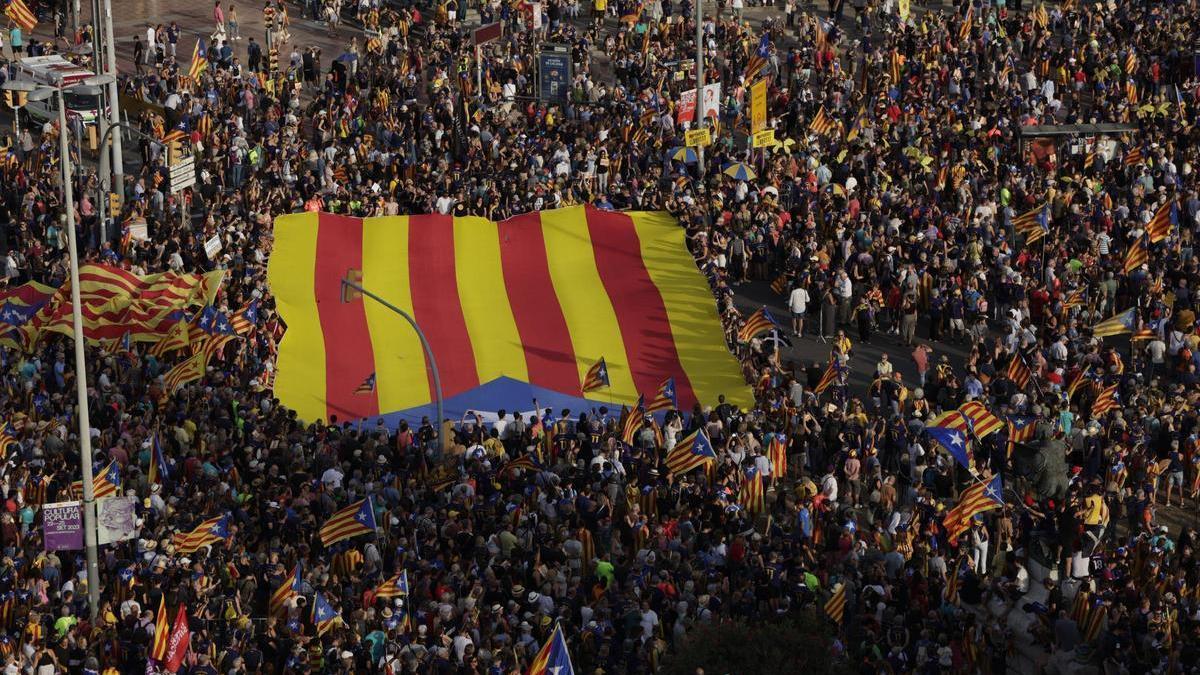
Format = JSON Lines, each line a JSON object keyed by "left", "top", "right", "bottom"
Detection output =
{"left": 42, "top": 501, "right": 84, "bottom": 551}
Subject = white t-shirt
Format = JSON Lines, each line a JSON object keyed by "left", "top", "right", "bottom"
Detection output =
{"left": 788, "top": 287, "right": 810, "bottom": 314}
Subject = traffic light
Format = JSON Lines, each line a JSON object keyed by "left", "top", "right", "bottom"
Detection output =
{"left": 3, "top": 90, "right": 27, "bottom": 109}
{"left": 109, "top": 192, "right": 120, "bottom": 218}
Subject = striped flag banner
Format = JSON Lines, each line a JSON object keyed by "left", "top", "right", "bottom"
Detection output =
{"left": 268, "top": 208, "right": 751, "bottom": 424}
{"left": 373, "top": 570, "right": 409, "bottom": 600}
{"left": 70, "top": 460, "right": 122, "bottom": 499}
{"left": 172, "top": 515, "right": 230, "bottom": 554}
{"left": 824, "top": 583, "right": 847, "bottom": 624}
{"left": 1091, "top": 308, "right": 1137, "bottom": 338}
{"left": 958, "top": 401, "right": 1004, "bottom": 438}
{"left": 942, "top": 475, "right": 1003, "bottom": 542}
{"left": 4, "top": 0, "right": 36, "bottom": 31}
{"left": 664, "top": 429, "right": 717, "bottom": 476}
{"left": 269, "top": 563, "right": 302, "bottom": 617}
{"left": 24, "top": 265, "right": 222, "bottom": 346}
{"left": 645, "top": 377, "right": 677, "bottom": 412}
{"left": 319, "top": 497, "right": 377, "bottom": 547}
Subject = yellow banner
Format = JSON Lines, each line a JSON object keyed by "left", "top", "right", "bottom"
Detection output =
{"left": 752, "top": 129, "right": 776, "bottom": 148}
{"left": 685, "top": 128, "right": 712, "bottom": 147}
{"left": 750, "top": 79, "right": 767, "bottom": 133}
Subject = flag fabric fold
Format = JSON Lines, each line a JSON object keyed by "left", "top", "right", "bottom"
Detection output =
{"left": 172, "top": 515, "right": 230, "bottom": 555}
{"left": 269, "top": 564, "right": 302, "bottom": 617}
{"left": 527, "top": 623, "right": 575, "bottom": 675}
{"left": 943, "top": 475, "right": 1004, "bottom": 541}
{"left": 664, "top": 429, "right": 717, "bottom": 476}
{"left": 319, "top": 497, "right": 377, "bottom": 547}
{"left": 581, "top": 358, "right": 610, "bottom": 393}
{"left": 269, "top": 208, "right": 751, "bottom": 424}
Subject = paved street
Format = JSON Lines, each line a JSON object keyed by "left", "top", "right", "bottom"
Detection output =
{"left": 15, "top": 0, "right": 969, "bottom": 397}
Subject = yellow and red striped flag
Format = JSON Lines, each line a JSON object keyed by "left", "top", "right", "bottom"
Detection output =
{"left": 824, "top": 583, "right": 847, "bottom": 623}
{"left": 1090, "top": 384, "right": 1120, "bottom": 418}
{"left": 1006, "top": 355, "right": 1032, "bottom": 389}
{"left": 25, "top": 265, "right": 222, "bottom": 346}
{"left": 148, "top": 314, "right": 191, "bottom": 358}
{"left": 1062, "top": 288, "right": 1085, "bottom": 311}
{"left": 942, "top": 475, "right": 1004, "bottom": 541}
{"left": 621, "top": 397, "right": 645, "bottom": 447}
{"left": 4, "top": 0, "right": 37, "bottom": 31}
{"left": 151, "top": 595, "right": 170, "bottom": 662}
{"left": 1067, "top": 366, "right": 1092, "bottom": 400}
{"left": 1124, "top": 51, "right": 1138, "bottom": 75}
{"left": 813, "top": 359, "right": 841, "bottom": 395}
{"left": 172, "top": 515, "right": 230, "bottom": 555}
{"left": 664, "top": 429, "right": 717, "bottom": 476}
{"left": 767, "top": 433, "right": 787, "bottom": 478}
{"left": 269, "top": 564, "right": 302, "bottom": 617}
{"left": 1091, "top": 308, "right": 1137, "bottom": 337}
{"left": 959, "top": 5, "right": 973, "bottom": 41}
{"left": 189, "top": 39, "right": 209, "bottom": 81}
{"left": 1123, "top": 237, "right": 1149, "bottom": 273}
{"left": 958, "top": 401, "right": 1004, "bottom": 438}
{"left": 70, "top": 460, "right": 122, "bottom": 499}
{"left": 1146, "top": 200, "right": 1176, "bottom": 244}
{"left": 929, "top": 410, "right": 971, "bottom": 434}
{"left": 646, "top": 377, "right": 677, "bottom": 412}
{"left": 808, "top": 106, "right": 839, "bottom": 136}
{"left": 319, "top": 497, "right": 377, "bottom": 547}
{"left": 737, "top": 307, "right": 781, "bottom": 343}
{"left": 738, "top": 467, "right": 765, "bottom": 514}
{"left": 1013, "top": 204, "right": 1049, "bottom": 244}
{"left": 373, "top": 570, "right": 409, "bottom": 600}
{"left": 581, "top": 358, "right": 610, "bottom": 393}
{"left": 162, "top": 351, "right": 210, "bottom": 393}
{"left": 269, "top": 208, "right": 751, "bottom": 423}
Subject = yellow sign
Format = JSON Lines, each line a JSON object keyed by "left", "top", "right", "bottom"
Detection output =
{"left": 752, "top": 129, "right": 776, "bottom": 148}
{"left": 898, "top": 0, "right": 910, "bottom": 21}
{"left": 750, "top": 79, "right": 768, "bottom": 133}
{"left": 685, "top": 128, "right": 712, "bottom": 147}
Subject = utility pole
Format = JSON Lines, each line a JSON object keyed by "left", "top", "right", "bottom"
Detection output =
{"left": 92, "top": 0, "right": 110, "bottom": 234}
{"left": 102, "top": 0, "right": 124, "bottom": 214}
{"left": 695, "top": 0, "right": 705, "bottom": 176}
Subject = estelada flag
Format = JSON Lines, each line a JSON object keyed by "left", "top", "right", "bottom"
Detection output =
{"left": 268, "top": 207, "right": 751, "bottom": 423}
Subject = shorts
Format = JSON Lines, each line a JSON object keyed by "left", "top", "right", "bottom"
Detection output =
{"left": 791, "top": 311, "right": 806, "bottom": 318}
{"left": 1169, "top": 471, "right": 1184, "bottom": 487}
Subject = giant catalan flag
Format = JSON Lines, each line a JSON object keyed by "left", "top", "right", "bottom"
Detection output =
{"left": 268, "top": 208, "right": 752, "bottom": 423}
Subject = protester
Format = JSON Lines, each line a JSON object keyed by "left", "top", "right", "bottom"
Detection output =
{"left": 0, "top": 0, "right": 1199, "bottom": 673}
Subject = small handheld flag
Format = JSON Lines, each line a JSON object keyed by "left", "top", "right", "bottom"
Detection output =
{"left": 319, "top": 497, "right": 377, "bottom": 547}
{"left": 581, "top": 358, "right": 610, "bottom": 393}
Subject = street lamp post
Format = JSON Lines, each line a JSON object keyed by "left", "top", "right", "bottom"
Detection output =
{"left": 93, "top": 121, "right": 159, "bottom": 243}
{"left": 7, "top": 73, "right": 115, "bottom": 621}
{"left": 340, "top": 276, "right": 444, "bottom": 451}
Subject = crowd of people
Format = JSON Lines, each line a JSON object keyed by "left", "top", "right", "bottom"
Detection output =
{"left": 1, "top": 0, "right": 1200, "bottom": 673}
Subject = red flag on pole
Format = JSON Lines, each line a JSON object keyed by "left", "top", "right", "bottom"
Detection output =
{"left": 164, "top": 604, "right": 191, "bottom": 673}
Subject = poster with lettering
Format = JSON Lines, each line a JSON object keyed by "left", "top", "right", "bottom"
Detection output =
{"left": 97, "top": 496, "right": 139, "bottom": 545}
{"left": 42, "top": 501, "right": 83, "bottom": 551}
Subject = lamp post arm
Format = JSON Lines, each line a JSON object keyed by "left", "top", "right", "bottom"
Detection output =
{"left": 340, "top": 278, "right": 445, "bottom": 451}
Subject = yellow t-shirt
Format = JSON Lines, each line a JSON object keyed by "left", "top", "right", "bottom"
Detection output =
{"left": 1083, "top": 494, "right": 1104, "bottom": 526}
